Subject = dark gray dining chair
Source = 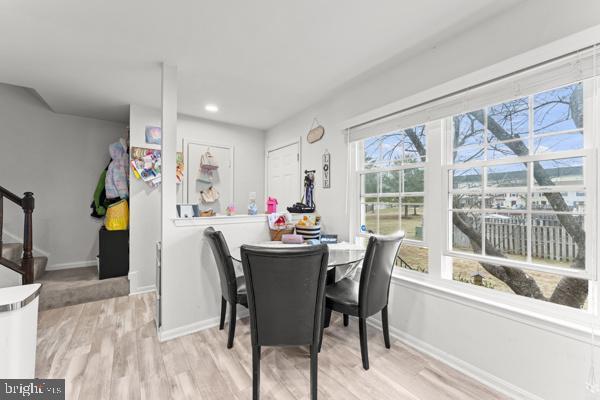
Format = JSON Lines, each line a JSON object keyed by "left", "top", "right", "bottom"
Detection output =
{"left": 322, "top": 232, "right": 404, "bottom": 370}
{"left": 241, "top": 244, "right": 329, "bottom": 400}
{"left": 204, "top": 227, "right": 248, "bottom": 349}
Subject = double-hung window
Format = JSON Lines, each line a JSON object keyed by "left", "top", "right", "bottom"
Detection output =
{"left": 445, "top": 81, "right": 594, "bottom": 309}
{"left": 350, "top": 46, "right": 599, "bottom": 314}
{"left": 358, "top": 125, "right": 429, "bottom": 272}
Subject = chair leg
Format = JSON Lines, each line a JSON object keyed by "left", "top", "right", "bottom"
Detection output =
{"left": 219, "top": 297, "right": 226, "bottom": 330}
{"left": 227, "top": 302, "right": 237, "bottom": 349}
{"left": 343, "top": 314, "right": 349, "bottom": 327}
{"left": 324, "top": 308, "right": 332, "bottom": 328}
{"left": 310, "top": 345, "right": 318, "bottom": 400}
{"left": 359, "top": 317, "right": 369, "bottom": 370}
{"left": 318, "top": 306, "right": 326, "bottom": 353}
{"left": 252, "top": 345, "right": 261, "bottom": 400}
{"left": 382, "top": 306, "right": 391, "bottom": 349}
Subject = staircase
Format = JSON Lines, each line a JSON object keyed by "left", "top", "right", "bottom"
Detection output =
{"left": 0, "top": 186, "right": 36, "bottom": 284}
{"left": 1, "top": 242, "right": 47, "bottom": 281}
{"left": 2, "top": 241, "right": 129, "bottom": 310}
{"left": 1, "top": 186, "right": 129, "bottom": 310}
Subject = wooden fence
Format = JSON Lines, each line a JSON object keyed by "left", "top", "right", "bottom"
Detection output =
{"left": 453, "top": 214, "right": 582, "bottom": 263}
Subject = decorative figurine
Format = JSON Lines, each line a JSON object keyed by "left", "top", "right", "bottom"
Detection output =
{"left": 226, "top": 204, "right": 236, "bottom": 216}
{"left": 248, "top": 192, "right": 258, "bottom": 215}
{"left": 287, "top": 170, "right": 316, "bottom": 213}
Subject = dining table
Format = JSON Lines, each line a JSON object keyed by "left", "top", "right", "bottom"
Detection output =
{"left": 233, "top": 241, "right": 366, "bottom": 283}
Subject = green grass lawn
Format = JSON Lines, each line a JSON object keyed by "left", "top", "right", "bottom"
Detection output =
{"left": 365, "top": 206, "right": 423, "bottom": 239}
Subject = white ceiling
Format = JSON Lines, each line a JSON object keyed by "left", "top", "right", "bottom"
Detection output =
{"left": 0, "top": 0, "right": 520, "bottom": 129}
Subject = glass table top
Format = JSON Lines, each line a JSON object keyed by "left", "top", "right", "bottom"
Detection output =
{"left": 232, "top": 242, "right": 365, "bottom": 282}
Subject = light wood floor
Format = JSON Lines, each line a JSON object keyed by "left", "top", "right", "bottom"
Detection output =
{"left": 36, "top": 293, "right": 508, "bottom": 400}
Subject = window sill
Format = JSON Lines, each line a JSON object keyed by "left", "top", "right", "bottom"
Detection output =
{"left": 388, "top": 269, "right": 597, "bottom": 345}
{"left": 172, "top": 214, "right": 267, "bottom": 227}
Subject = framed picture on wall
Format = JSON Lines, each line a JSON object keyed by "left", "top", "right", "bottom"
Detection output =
{"left": 176, "top": 204, "right": 199, "bottom": 218}
{"left": 145, "top": 126, "right": 162, "bottom": 145}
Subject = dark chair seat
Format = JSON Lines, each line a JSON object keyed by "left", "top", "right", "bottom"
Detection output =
{"left": 236, "top": 276, "right": 248, "bottom": 305}
{"left": 325, "top": 278, "right": 358, "bottom": 315}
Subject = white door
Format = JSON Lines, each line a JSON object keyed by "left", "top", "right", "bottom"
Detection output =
{"left": 267, "top": 142, "right": 300, "bottom": 212}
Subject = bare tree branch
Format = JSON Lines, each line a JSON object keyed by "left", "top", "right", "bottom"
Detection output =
{"left": 400, "top": 92, "right": 587, "bottom": 308}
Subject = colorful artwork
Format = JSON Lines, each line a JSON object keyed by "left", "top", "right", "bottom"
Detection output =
{"left": 130, "top": 147, "right": 161, "bottom": 187}
{"left": 130, "top": 147, "right": 183, "bottom": 187}
{"left": 176, "top": 152, "right": 184, "bottom": 184}
{"left": 145, "top": 126, "right": 162, "bottom": 145}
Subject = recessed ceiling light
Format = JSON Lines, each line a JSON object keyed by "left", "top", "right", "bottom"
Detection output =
{"left": 205, "top": 104, "right": 219, "bottom": 113}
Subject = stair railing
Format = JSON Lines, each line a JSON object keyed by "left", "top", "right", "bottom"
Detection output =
{"left": 0, "top": 186, "right": 35, "bottom": 284}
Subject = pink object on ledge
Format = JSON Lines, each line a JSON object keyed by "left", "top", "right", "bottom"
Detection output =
{"left": 266, "top": 197, "right": 278, "bottom": 214}
{"left": 281, "top": 234, "right": 303, "bottom": 244}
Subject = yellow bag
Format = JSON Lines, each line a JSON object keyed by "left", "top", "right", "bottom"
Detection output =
{"left": 105, "top": 200, "right": 129, "bottom": 230}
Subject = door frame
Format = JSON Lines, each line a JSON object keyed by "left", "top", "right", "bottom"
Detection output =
{"left": 265, "top": 137, "right": 302, "bottom": 207}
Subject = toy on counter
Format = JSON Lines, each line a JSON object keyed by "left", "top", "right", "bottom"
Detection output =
{"left": 266, "top": 197, "right": 278, "bottom": 214}
{"left": 248, "top": 192, "right": 258, "bottom": 215}
{"left": 296, "top": 215, "right": 315, "bottom": 227}
{"left": 287, "top": 170, "right": 316, "bottom": 213}
{"left": 268, "top": 212, "right": 294, "bottom": 241}
{"left": 282, "top": 234, "right": 304, "bottom": 244}
{"left": 273, "top": 215, "right": 287, "bottom": 227}
{"left": 226, "top": 204, "right": 236, "bottom": 216}
{"left": 295, "top": 215, "right": 321, "bottom": 240}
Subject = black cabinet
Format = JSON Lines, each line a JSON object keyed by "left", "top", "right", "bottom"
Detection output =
{"left": 99, "top": 227, "right": 129, "bottom": 280}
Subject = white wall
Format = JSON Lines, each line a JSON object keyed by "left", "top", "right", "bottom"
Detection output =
{"left": 264, "top": 2, "right": 600, "bottom": 399}
{"left": 159, "top": 217, "right": 270, "bottom": 340}
{"left": 128, "top": 104, "right": 265, "bottom": 293}
{"left": 178, "top": 115, "right": 266, "bottom": 210}
{"left": 128, "top": 104, "right": 162, "bottom": 293}
{"left": 266, "top": 0, "right": 600, "bottom": 240}
{"left": 0, "top": 83, "right": 125, "bottom": 272}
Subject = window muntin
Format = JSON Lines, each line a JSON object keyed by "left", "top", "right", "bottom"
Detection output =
{"left": 446, "top": 82, "right": 591, "bottom": 309}
{"left": 354, "top": 74, "right": 596, "bottom": 313}
{"left": 359, "top": 125, "right": 428, "bottom": 273}
{"left": 363, "top": 125, "right": 426, "bottom": 168}
{"left": 533, "top": 83, "right": 583, "bottom": 134}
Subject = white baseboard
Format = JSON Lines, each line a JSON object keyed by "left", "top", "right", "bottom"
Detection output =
{"left": 127, "top": 271, "right": 157, "bottom": 295}
{"left": 128, "top": 271, "right": 139, "bottom": 292}
{"left": 159, "top": 317, "right": 222, "bottom": 342}
{"left": 158, "top": 309, "right": 250, "bottom": 342}
{"left": 45, "top": 260, "right": 96, "bottom": 271}
{"left": 366, "top": 318, "right": 542, "bottom": 400}
{"left": 130, "top": 284, "right": 156, "bottom": 295}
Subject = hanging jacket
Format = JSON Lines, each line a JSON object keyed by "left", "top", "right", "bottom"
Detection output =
{"left": 105, "top": 141, "right": 129, "bottom": 199}
{"left": 90, "top": 168, "right": 108, "bottom": 218}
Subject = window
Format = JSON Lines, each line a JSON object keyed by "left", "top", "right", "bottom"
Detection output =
{"left": 359, "top": 125, "right": 428, "bottom": 272}
{"left": 349, "top": 45, "right": 600, "bottom": 322}
{"left": 446, "top": 82, "right": 591, "bottom": 309}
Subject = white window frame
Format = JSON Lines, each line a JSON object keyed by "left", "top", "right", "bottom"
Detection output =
{"left": 444, "top": 80, "right": 597, "bottom": 282}
{"left": 349, "top": 79, "right": 599, "bottom": 322}
{"left": 356, "top": 128, "right": 427, "bottom": 249}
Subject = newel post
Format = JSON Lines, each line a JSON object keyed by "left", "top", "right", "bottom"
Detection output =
{"left": 21, "top": 192, "right": 34, "bottom": 284}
